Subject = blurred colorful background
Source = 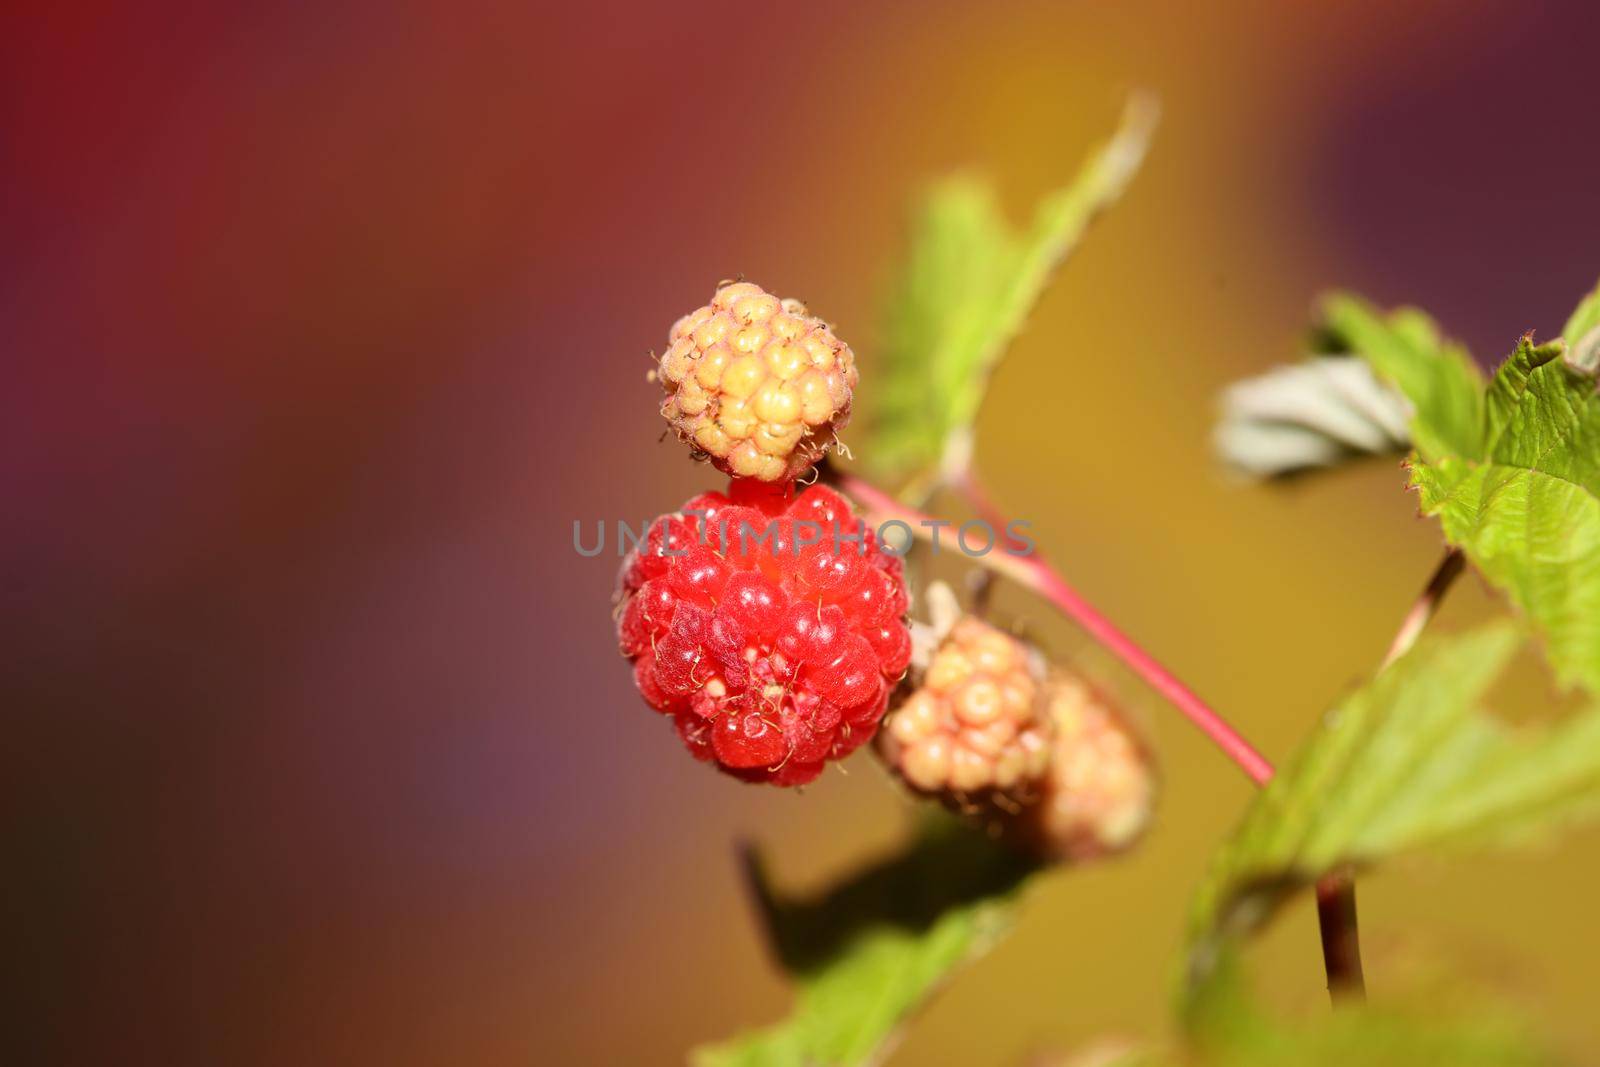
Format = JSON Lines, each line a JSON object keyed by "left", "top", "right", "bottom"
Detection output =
{"left": 7, "top": 1, "right": 1600, "bottom": 1063}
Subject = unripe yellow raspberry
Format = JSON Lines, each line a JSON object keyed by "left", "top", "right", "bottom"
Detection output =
{"left": 1006, "top": 671, "right": 1156, "bottom": 862}
{"left": 657, "top": 282, "right": 858, "bottom": 482}
{"left": 877, "top": 617, "right": 1054, "bottom": 801}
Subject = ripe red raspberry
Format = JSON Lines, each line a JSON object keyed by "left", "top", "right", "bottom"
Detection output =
{"left": 616, "top": 481, "right": 911, "bottom": 786}
{"left": 1004, "top": 671, "right": 1156, "bottom": 862}
{"left": 877, "top": 617, "right": 1054, "bottom": 803}
{"left": 656, "top": 282, "right": 859, "bottom": 482}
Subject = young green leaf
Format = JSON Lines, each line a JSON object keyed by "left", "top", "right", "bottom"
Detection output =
{"left": 863, "top": 96, "right": 1158, "bottom": 492}
{"left": 1185, "top": 622, "right": 1600, "bottom": 999}
{"left": 1313, "top": 294, "right": 1486, "bottom": 463}
{"left": 694, "top": 816, "right": 1038, "bottom": 1067}
{"left": 1411, "top": 335, "right": 1600, "bottom": 694}
{"left": 1302, "top": 287, "right": 1600, "bottom": 693}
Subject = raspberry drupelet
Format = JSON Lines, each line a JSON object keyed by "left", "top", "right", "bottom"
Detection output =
{"left": 877, "top": 616, "right": 1055, "bottom": 805}
{"left": 657, "top": 282, "right": 859, "bottom": 483}
{"left": 616, "top": 481, "right": 911, "bottom": 786}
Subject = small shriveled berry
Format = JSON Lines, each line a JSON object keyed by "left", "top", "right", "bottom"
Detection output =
{"left": 1004, "top": 672, "right": 1156, "bottom": 862}
{"left": 877, "top": 617, "right": 1053, "bottom": 802}
{"left": 657, "top": 282, "right": 859, "bottom": 482}
{"left": 616, "top": 481, "right": 910, "bottom": 786}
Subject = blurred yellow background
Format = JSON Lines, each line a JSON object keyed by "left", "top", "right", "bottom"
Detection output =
{"left": 7, "top": 1, "right": 1600, "bottom": 1064}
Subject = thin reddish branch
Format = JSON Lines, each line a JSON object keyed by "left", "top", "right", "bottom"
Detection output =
{"left": 839, "top": 469, "right": 1275, "bottom": 786}
{"left": 841, "top": 465, "right": 1467, "bottom": 1007}
{"left": 950, "top": 469, "right": 1031, "bottom": 556}
{"left": 1382, "top": 548, "right": 1465, "bottom": 668}
{"left": 1315, "top": 546, "right": 1464, "bottom": 1004}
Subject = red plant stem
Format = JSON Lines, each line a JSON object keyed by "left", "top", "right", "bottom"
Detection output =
{"left": 1023, "top": 563, "right": 1275, "bottom": 784}
{"left": 1314, "top": 871, "right": 1364, "bottom": 1000}
{"left": 841, "top": 467, "right": 1467, "bottom": 1005}
{"left": 1381, "top": 548, "right": 1465, "bottom": 668}
{"left": 839, "top": 469, "right": 1275, "bottom": 786}
{"left": 1314, "top": 546, "right": 1464, "bottom": 1003}
{"left": 954, "top": 470, "right": 1460, "bottom": 1003}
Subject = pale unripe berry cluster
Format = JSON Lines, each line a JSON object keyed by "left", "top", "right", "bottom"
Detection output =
{"left": 1011, "top": 672, "right": 1155, "bottom": 861}
{"left": 658, "top": 282, "right": 858, "bottom": 482}
{"left": 879, "top": 617, "right": 1054, "bottom": 797}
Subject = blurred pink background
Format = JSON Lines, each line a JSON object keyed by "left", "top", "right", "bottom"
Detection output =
{"left": 7, "top": 2, "right": 1600, "bottom": 1064}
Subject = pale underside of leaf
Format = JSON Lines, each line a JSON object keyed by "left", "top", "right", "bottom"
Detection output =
{"left": 1213, "top": 356, "right": 1411, "bottom": 477}
{"left": 1290, "top": 291, "right": 1600, "bottom": 695}
{"left": 1313, "top": 293, "right": 1486, "bottom": 464}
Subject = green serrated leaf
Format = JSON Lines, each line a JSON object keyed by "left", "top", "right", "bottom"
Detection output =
{"left": 1314, "top": 293, "right": 1486, "bottom": 463}
{"left": 1314, "top": 284, "right": 1600, "bottom": 694}
{"left": 694, "top": 816, "right": 1038, "bottom": 1067}
{"left": 1561, "top": 277, "right": 1600, "bottom": 369}
{"left": 863, "top": 97, "right": 1158, "bottom": 491}
{"left": 1410, "top": 336, "right": 1600, "bottom": 694}
{"left": 1184, "top": 622, "right": 1600, "bottom": 1003}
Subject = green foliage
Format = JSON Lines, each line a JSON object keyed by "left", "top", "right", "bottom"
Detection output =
{"left": 864, "top": 97, "right": 1157, "bottom": 492}
{"left": 1184, "top": 622, "right": 1600, "bottom": 1001}
{"left": 1265, "top": 287, "right": 1600, "bottom": 695}
{"left": 693, "top": 816, "right": 1038, "bottom": 1067}
{"left": 701, "top": 99, "right": 1155, "bottom": 1067}
{"left": 1562, "top": 276, "right": 1600, "bottom": 367}
{"left": 711, "top": 133, "right": 1600, "bottom": 1065}
{"left": 1410, "top": 335, "right": 1600, "bottom": 694}
{"left": 1174, "top": 956, "right": 1559, "bottom": 1067}
{"left": 1201, "top": 281, "right": 1600, "bottom": 1063}
{"left": 1312, "top": 293, "right": 1486, "bottom": 463}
